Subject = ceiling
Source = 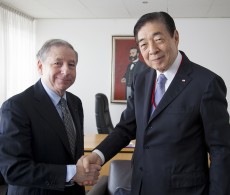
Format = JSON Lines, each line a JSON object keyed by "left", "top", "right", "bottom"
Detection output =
{"left": 1, "top": 0, "right": 230, "bottom": 19}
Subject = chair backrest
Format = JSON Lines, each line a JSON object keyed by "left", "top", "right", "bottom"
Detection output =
{"left": 0, "top": 173, "right": 5, "bottom": 185}
{"left": 0, "top": 173, "right": 7, "bottom": 194}
{"left": 107, "top": 160, "right": 132, "bottom": 195}
{"left": 95, "top": 93, "right": 114, "bottom": 134}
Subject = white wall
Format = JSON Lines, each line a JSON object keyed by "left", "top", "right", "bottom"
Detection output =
{"left": 35, "top": 18, "right": 230, "bottom": 134}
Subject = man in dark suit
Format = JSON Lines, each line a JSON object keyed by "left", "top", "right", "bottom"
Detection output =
{"left": 121, "top": 47, "right": 147, "bottom": 99}
{"left": 82, "top": 12, "right": 230, "bottom": 195}
{"left": 0, "top": 39, "right": 100, "bottom": 195}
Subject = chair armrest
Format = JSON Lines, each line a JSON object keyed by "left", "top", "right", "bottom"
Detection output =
{"left": 114, "top": 187, "right": 131, "bottom": 195}
{"left": 0, "top": 185, "right": 7, "bottom": 195}
{"left": 87, "top": 176, "right": 108, "bottom": 195}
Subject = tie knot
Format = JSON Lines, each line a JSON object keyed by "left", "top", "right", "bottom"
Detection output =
{"left": 157, "top": 74, "right": 167, "bottom": 86}
{"left": 59, "top": 98, "right": 68, "bottom": 110}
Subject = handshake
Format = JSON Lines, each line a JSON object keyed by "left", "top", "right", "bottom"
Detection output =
{"left": 72, "top": 152, "right": 102, "bottom": 186}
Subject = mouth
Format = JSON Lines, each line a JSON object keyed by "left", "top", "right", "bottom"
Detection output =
{"left": 57, "top": 77, "right": 72, "bottom": 83}
{"left": 151, "top": 55, "right": 164, "bottom": 63}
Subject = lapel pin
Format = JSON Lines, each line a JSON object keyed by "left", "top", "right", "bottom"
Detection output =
{"left": 182, "top": 79, "right": 186, "bottom": 82}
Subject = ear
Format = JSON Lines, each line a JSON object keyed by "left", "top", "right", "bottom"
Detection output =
{"left": 174, "top": 30, "right": 179, "bottom": 46}
{"left": 37, "top": 60, "right": 43, "bottom": 75}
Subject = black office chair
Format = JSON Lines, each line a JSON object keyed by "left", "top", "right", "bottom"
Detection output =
{"left": 0, "top": 173, "right": 7, "bottom": 194}
{"left": 95, "top": 93, "right": 114, "bottom": 134}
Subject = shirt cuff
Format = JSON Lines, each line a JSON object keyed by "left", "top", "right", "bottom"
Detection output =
{"left": 93, "top": 149, "right": 105, "bottom": 164}
{"left": 66, "top": 165, "right": 77, "bottom": 182}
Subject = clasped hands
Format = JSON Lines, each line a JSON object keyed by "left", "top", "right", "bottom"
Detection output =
{"left": 73, "top": 152, "right": 102, "bottom": 186}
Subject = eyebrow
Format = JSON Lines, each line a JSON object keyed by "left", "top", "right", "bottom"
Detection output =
{"left": 137, "top": 32, "right": 162, "bottom": 44}
{"left": 56, "top": 58, "right": 76, "bottom": 62}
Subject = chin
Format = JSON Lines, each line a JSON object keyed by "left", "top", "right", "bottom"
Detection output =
{"left": 149, "top": 64, "right": 158, "bottom": 70}
{"left": 57, "top": 85, "right": 69, "bottom": 92}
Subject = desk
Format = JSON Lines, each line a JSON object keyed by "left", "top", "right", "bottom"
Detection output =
{"left": 84, "top": 134, "right": 135, "bottom": 176}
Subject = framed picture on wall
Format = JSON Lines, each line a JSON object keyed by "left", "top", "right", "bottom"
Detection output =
{"left": 111, "top": 35, "right": 145, "bottom": 103}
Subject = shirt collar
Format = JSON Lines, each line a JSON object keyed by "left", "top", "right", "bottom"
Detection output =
{"left": 41, "top": 79, "right": 67, "bottom": 106}
{"left": 132, "top": 58, "right": 139, "bottom": 63}
{"left": 156, "top": 51, "right": 182, "bottom": 80}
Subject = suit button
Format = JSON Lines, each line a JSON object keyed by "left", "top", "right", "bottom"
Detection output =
{"left": 45, "top": 181, "right": 50, "bottom": 186}
{"left": 139, "top": 167, "right": 143, "bottom": 171}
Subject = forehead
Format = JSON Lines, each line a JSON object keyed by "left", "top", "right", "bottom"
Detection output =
{"left": 47, "top": 46, "right": 77, "bottom": 61}
{"left": 130, "top": 48, "right": 138, "bottom": 53}
{"left": 137, "top": 21, "right": 169, "bottom": 40}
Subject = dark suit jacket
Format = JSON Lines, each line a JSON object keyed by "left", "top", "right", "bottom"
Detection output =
{"left": 0, "top": 80, "right": 85, "bottom": 195}
{"left": 96, "top": 51, "right": 230, "bottom": 195}
{"left": 124, "top": 60, "right": 147, "bottom": 87}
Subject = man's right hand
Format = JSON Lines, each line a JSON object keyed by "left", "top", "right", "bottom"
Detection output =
{"left": 82, "top": 152, "right": 102, "bottom": 173}
{"left": 121, "top": 78, "right": 126, "bottom": 83}
{"left": 73, "top": 155, "right": 101, "bottom": 186}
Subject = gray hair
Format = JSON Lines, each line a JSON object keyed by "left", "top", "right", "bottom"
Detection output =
{"left": 36, "top": 39, "right": 78, "bottom": 62}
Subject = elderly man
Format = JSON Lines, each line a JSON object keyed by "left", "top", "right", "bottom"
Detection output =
{"left": 0, "top": 39, "right": 100, "bottom": 195}
{"left": 82, "top": 12, "right": 230, "bottom": 195}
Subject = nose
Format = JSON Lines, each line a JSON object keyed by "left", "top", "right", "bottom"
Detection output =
{"left": 61, "top": 63, "right": 70, "bottom": 75}
{"left": 148, "top": 41, "right": 159, "bottom": 55}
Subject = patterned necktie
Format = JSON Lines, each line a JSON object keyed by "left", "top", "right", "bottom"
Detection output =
{"left": 59, "top": 98, "right": 76, "bottom": 158}
{"left": 151, "top": 74, "right": 167, "bottom": 114}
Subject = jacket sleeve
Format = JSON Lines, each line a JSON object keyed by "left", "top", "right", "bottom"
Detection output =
{"left": 201, "top": 75, "right": 230, "bottom": 194}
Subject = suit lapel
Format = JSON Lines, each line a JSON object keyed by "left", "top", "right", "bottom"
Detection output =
{"left": 33, "top": 81, "right": 73, "bottom": 158}
{"left": 143, "top": 69, "right": 156, "bottom": 125}
{"left": 148, "top": 53, "right": 193, "bottom": 123}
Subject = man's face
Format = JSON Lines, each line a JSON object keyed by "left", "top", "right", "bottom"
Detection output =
{"left": 137, "top": 21, "right": 179, "bottom": 72}
{"left": 129, "top": 48, "right": 138, "bottom": 61}
{"left": 37, "top": 45, "right": 77, "bottom": 96}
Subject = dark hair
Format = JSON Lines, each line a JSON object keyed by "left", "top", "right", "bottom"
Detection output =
{"left": 36, "top": 39, "right": 78, "bottom": 62}
{"left": 130, "top": 46, "right": 140, "bottom": 53}
{"left": 133, "top": 11, "right": 176, "bottom": 42}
